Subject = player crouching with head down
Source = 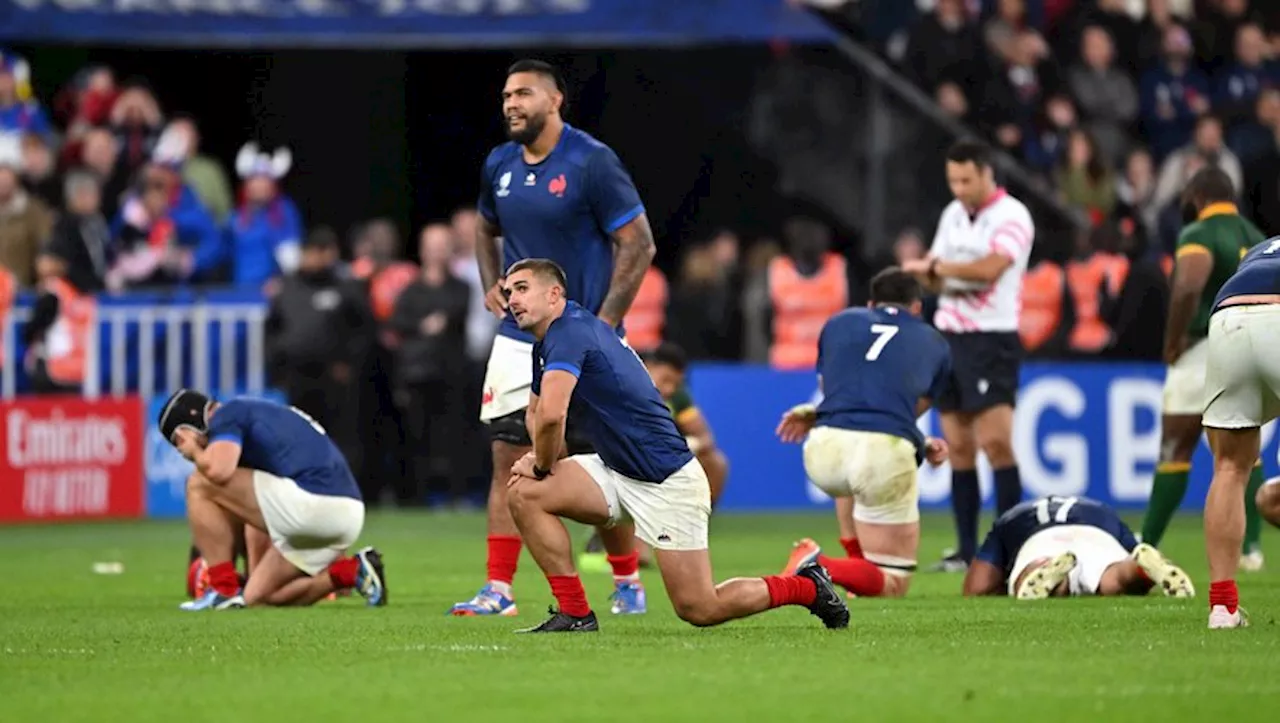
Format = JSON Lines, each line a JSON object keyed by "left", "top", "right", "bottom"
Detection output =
{"left": 159, "top": 391, "right": 387, "bottom": 610}
{"left": 963, "top": 495, "right": 1194, "bottom": 599}
{"left": 775, "top": 267, "right": 951, "bottom": 598}
{"left": 503, "top": 258, "right": 849, "bottom": 632}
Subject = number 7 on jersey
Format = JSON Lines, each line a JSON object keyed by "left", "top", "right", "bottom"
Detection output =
{"left": 865, "top": 324, "right": 899, "bottom": 361}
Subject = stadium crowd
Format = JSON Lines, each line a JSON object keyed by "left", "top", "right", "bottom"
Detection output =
{"left": 1, "top": 0, "right": 1278, "bottom": 505}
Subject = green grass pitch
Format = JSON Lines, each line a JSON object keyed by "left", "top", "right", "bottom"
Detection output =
{"left": 1, "top": 512, "right": 1276, "bottom": 723}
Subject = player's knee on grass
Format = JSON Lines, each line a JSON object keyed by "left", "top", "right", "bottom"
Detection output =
{"left": 666, "top": 585, "right": 722, "bottom": 627}
{"left": 1256, "top": 478, "right": 1280, "bottom": 528}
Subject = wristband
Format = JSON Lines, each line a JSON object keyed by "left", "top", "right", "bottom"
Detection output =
{"left": 532, "top": 464, "right": 551, "bottom": 480}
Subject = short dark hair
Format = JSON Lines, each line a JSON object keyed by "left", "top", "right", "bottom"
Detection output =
{"left": 869, "top": 267, "right": 922, "bottom": 306}
{"left": 946, "top": 139, "right": 994, "bottom": 169}
{"left": 507, "top": 257, "right": 568, "bottom": 290}
{"left": 642, "top": 342, "right": 688, "bottom": 372}
{"left": 508, "top": 59, "right": 566, "bottom": 98}
{"left": 1182, "top": 166, "right": 1236, "bottom": 207}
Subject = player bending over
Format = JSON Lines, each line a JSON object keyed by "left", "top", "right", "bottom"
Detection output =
{"left": 455, "top": 59, "right": 656, "bottom": 617}
{"left": 502, "top": 259, "right": 849, "bottom": 632}
{"left": 159, "top": 390, "right": 387, "bottom": 610}
{"left": 1200, "top": 235, "right": 1280, "bottom": 628}
{"left": 1139, "top": 168, "right": 1267, "bottom": 570}
{"left": 579, "top": 342, "right": 730, "bottom": 572}
{"left": 963, "top": 495, "right": 1194, "bottom": 599}
{"left": 775, "top": 268, "right": 950, "bottom": 598}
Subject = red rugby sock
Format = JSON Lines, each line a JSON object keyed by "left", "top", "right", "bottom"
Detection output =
{"left": 487, "top": 535, "right": 521, "bottom": 586}
{"left": 763, "top": 575, "right": 817, "bottom": 608}
{"left": 608, "top": 552, "right": 640, "bottom": 581}
{"left": 1209, "top": 580, "right": 1238, "bottom": 614}
{"left": 818, "top": 554, "right": 885, "bottom": 597}
{"left": 547, "top": 575, "right": 591, "bottom": 617}
{"left": 840, "top": 537, "right": 863, "bottom": 559}
{"left": 208, "top": 561, "right": 240, "bottom": 597}
{"left": 327, "top": 557, "right": 359, "bottom": 589}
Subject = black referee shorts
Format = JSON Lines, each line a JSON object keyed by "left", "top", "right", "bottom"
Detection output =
{"left": 935, "top": 331, "right": 1023, "bottom": 414}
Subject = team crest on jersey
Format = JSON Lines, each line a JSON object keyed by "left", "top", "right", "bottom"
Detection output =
{"left": 548, "top": 174, "right": 567, "bottom": 197}
{"left": 525, "top": 172, "right": 537, "bottom": 186}
{"left": 496, "top": 171, "right": 512, "bottom": 198}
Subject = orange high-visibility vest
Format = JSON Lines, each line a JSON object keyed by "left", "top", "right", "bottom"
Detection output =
{"left": 622, "top": 266, "right": 668, "bottom": 352}
{"left": 1066, "top": 252, "right": 1130, "bottom": 353}
{"left": 44, "top": 277, "right": 95, "bottom": 386}
{"left": 768, "top": 253, "right": 848, "bottom": 370}
{"left": 0, "top": 267, "right": 13, "bottom": 366}
{"left": 1019, "top": 260, "right": 1065, "bottom": 353}
{"left": 369, "top": 262, "right": 418, "bottom": 322}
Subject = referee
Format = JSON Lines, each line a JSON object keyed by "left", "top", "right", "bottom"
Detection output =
{"left": 902, "top": 141, "right": 1036, "bottom": 572}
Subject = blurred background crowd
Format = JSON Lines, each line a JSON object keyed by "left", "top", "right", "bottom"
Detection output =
{"left": 1, "top": 0, "right": 1277, "bottom": 507}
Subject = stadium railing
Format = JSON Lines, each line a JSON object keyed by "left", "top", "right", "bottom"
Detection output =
{"left": 1, "top": 288, "right": 269, "bottom": 402}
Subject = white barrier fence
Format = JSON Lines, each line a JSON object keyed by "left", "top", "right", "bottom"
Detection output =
{"left": 1, "top": 302, "right": 269, "bottom": 402}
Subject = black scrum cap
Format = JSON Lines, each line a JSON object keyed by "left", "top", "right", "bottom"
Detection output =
{"left": 157, "top": 388, "right": 212, "bottom": 443}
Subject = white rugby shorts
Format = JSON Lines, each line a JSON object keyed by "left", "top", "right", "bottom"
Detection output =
{"left": 802, "top": 427, "right": 919, "bottom": 524}
{"left": 252, "top": 470, "right": 365, "bottom": 575}
{"left": 572, "top": 454, "right": 712, "bottom": 551}
{"left": 480, "top": 334, "right": 534, "bottom": 422}
{"left": 1008, "top": 525, "right": 1129, "bottom": 597}
{"left": 1202, "top": 305, "right": 1280, "bottom": 429}
{"left": 1162, "top": 337, "right": 1208, "bottom": 416}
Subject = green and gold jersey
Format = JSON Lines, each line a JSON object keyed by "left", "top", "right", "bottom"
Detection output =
{"left": 666, "top": 385, "right": 700, "bottom": 430}
{"left": 1174, "top": 203, "right": 1266, "bottom": 339}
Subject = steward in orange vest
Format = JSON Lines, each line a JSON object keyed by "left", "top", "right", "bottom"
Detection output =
{"left": 768, "top": 251, "right": 849, "bottom": 370}
{"left": 1018, "top": 259, "right": 1073, "bottom": 356}
{"left": 23, "top": 275, "right": 95, "bottom": 393}
{"left": 623, "top": 265, "right": 668, "bottom": 353}
{"left": 0, "top": 266, "right": 13, "bottom": 367}
{"left": 1066, "top": 251, "right": 1130, "bottom": 354}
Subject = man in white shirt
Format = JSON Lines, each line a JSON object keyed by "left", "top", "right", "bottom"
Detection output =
{"left": 903, "top": 140, "right": 1035, "bottom": 572}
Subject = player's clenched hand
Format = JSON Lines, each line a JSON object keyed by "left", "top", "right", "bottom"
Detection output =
{"left": 924, "top": 437, "right": 949, "bottom": 467}
{"left": 484, "top": 280, "right": 509, "bottom": 319}
{"left": 510, "top": 451, "right": 538, "bottom": 481}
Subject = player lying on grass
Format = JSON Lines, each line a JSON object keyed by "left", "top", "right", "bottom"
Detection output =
{"left": 159, "top": 390, "right": 387, "bottom": 610}
{"left": 962, "top": 495, "right": 1194, "bottom": 599}
{"left": 579, "top": 342, "right": 730, "bottom": 573}
{"left": 775, "top": 268, "right": 950, "bottom": 598}
{"left": 502, "top": 258, "right": 849, "bottom": 632}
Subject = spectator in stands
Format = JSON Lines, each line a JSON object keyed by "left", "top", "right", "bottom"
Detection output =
{"left": 1194, "top": 0, "right": 1267, "bottom": 74}
{"left": 740, "top": 238, "right": 782, "bottom": 363}
{"left": 109, "top": 159, "right": 223, "bottom": 288}
{"left": 229, "top": 142, "right": 302, "bottom": 287}
{"left": 1064, "top": 222, "right": 1130, "bottom": 356}
{"left": 1061, "top": 0, "right": 1142, "bottom": 72}
{"left": 1108, "top": 215, "right": 1169, "bottom": 360}
{"left": 1140, "top": 23, "right": 1211, "bottom": 160}
{"left": 1153, "top": 114, "right": 1243, "bottom": 211}
{"left": 109, "top": 82, "right": 163, "bottom": 177}
{"left": 449, "top": 206, "right": 498, "bottom": 363}
{"left": 0, "top": 135, "right": 53, "bottom": 288}
{"left": 905, "top": 0, "right": 984, "bottom": 94}
{"left": 1056, "top": 128, "right": 1119, "bottom": 220}
{"left": 80, "top": 127, "right": 125, "bottom": 220}
{"left": 54, "top": 65, "right": 117, "bottom": 168}
{"left": 39, "top": 171, "right": 111, "bottom": 294}
{"left": 764, "top": 217, "right": 848, "bottom": 371}
{"left": 20, "top": 133, "right": 59, "bottom": 208}
{"left": 1230, "top": 86, "right": 1280, "bottom": 164}
{"left": 389, "top": 223, "right": 471, "bottom": 508}
{"left": 168, "top": 115, "right": 233, "bottom": 225}
{"left": 667, "top": 233, "right": 743, "bottom": 361}
{"left": 1069, "top": 24, "right": 1140, "bottom": 164}
{"left": 1243, "top": 89, "right": 1280, "bottom": 232}
{"left": 1136, "top": 0, "right": 1185, "bottom": 71}
{"left": 984, "top": 0, "right": 1029, "bottom": 60}
{"left": 265, "top": 227, "right": 373, "bottom": 491}
{"left": 934, "top": 81, "right": 973, "bottom": 124}
{"left": 1215, "top": 23, "right": 1280, "bottom": 130}
{"left": 0, "top": 51, "right": 51, "bottom": 138}
{"left": 1116, "top": 146, "right": 1162, "bottom": 242}
{"left": 1022, "top": 92, "right": 1077, "bottom": 174}
{"left": 984, "top": 30, "right": 1062, "bottom": 156}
